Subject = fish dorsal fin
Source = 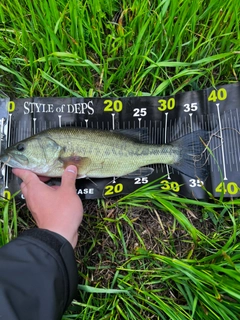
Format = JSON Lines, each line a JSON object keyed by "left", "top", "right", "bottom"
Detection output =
{"left": 112, "top": 128, "right": 149, "bottom": 143}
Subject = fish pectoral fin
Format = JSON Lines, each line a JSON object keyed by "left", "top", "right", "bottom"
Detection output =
{"left": 76, "top": 174, "right": 87, "bottom": 179}
{"left": 121, "top": 167, "right": 154, "bottom": 179}
{"left": 59, "top": 155, "right": 91, "bottom": 171}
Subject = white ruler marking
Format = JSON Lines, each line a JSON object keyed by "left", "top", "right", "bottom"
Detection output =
{"left": 7, "top": 114, "right": 12, "bottom": 148}
{"left": 0, "top": 118, "right": 5, "bottom": 184}
{"left": 111, "top": 113, "right": 115, "bottom": 130}
{"left": 33, "top": 118, "right": 37, "bottom": 134}
{"left": 232, "top": 110, "right": 239, "bottom": 171}
{"left": 138, "top": 118, "right": 142, "bottom": 128}
{"left": 58, "top": 115, "right": 62, "bottom": 128}
{"left": 189, "top": 113, "right": 193, "bottom": 132}
{"left": 164, "top": 113, "right": 170, "bottom": 179}
{"left": 5, "top": 113, "right": 13, "bottom": 189}
{"left": 216, "top": 103, "right": 227, "bottom": 180}
{"left": 0, "top": 118, "right": 4, "bottom": 155}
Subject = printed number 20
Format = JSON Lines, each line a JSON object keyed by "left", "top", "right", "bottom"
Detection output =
{"left": 104, "top": 183, "right": 123, "bottom": 195}
{"left": 104, "top": 100, "right": 123, "bottom": 112}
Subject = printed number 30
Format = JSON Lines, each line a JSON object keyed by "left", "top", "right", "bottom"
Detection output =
{"left": 158, "top": 98, "right": 175, "bottom": 111}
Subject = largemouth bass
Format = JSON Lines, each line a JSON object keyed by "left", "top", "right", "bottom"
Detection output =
{"left": 0, "top": 128, "right": 208, "bottom": 179}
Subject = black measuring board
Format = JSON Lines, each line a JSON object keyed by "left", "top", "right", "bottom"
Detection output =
{"left": 0, "top": 83, "right": 240, "bottom": 200}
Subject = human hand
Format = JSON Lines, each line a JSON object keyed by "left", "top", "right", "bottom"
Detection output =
{"left": 12, "top": 165, "right": 83, "bottom": 248}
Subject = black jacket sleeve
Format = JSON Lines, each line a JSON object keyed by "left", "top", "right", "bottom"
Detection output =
{"left": 0, "top": 228, "right": 78, "bottom": 320}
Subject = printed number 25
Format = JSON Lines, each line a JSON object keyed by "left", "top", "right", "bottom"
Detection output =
{"left": 133, "top": 108, "right": 147, "bottom": 117}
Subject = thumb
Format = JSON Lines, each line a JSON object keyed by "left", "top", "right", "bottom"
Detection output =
{"left": 61, "top": 165, "right": 78, "bottom": 191}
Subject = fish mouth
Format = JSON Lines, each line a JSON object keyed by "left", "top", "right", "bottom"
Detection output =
{"left": 0, "top": 152, "right": 29, "bottom": 169}
{"left": 0, "top": 153, "right": 13, "bottom": 171}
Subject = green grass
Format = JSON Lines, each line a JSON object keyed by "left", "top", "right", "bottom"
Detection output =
{"left": 67, "top": 184, "right": 240, "bottom": 320}
{"left": 0, "top": 196, "right": 17, "bottom": 246}
{"left": 1, "top": 0, "right": 240, "bottom": 319}
{"left": 0, "top": 0, "right": 239, "bottom": 97}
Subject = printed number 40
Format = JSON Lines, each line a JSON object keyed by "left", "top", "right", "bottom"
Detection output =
{"left": 215, "top": 182, "right": 239, "bottom": 195}
{"left": 208, "top": 88, "right": 227, "bottom": 102}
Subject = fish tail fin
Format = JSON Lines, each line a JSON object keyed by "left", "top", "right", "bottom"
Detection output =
{"left": 171, "top": 130, "right": 209, "bottom": 180}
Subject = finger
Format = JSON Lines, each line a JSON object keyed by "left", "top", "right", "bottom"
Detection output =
{"left": 61, "top": 165, "right": 77, "bottom": 191}
{"left": 49, "top": 185, "right": 60, "bottom": 190}
{"left": 12, "top": 168, "right": 39, "bottom": 185}
{"left": 20, "top": 181, "right": 28, "bottom": 198}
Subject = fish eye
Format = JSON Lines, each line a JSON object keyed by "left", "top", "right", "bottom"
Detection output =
{"left": 16, "top": 143, "right": 25, "bottom": 152}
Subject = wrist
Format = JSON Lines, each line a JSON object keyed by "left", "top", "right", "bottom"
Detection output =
{"left": 43, "top": 227, "right": 78, "bottom": 248}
